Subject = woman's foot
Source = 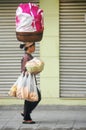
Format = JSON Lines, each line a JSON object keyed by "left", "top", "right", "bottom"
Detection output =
{"left": 22, "top": 120, "right": 35, "bottom": 124}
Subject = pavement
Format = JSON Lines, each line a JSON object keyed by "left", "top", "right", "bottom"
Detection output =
{"left": 0, "top": 105, "right": 86, "bottom": 130}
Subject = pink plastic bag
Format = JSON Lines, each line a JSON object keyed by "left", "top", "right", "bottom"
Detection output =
{"left": 16, "top": 3, "right": 44, "bottom": 32}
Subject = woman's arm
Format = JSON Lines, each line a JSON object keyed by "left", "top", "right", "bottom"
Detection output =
{"left": 21, "top": 54, "right": 30, "bottom": 72}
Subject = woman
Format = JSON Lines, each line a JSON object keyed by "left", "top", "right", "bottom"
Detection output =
{"left": 20, "top": 42, "right": 41, "bottom": 124}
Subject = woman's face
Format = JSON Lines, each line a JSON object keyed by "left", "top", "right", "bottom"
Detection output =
{"left": 27, "top": 44, "right": 35, "bottom": 53}
{"left": 30, "top": 45, "right": 35, "bottom": 53}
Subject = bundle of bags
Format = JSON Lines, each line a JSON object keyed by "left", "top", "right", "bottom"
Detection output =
{"left": 8, "top": 73, "right": 38, "bottom": 102}
{"left": 25, "top": 57, "right": 44, "bottom": 74}
{"left": 16, "top": 3, "right": 44, "bottom": 42}
{"left": 8, "top": 58, "right": 44, "bottom": 101}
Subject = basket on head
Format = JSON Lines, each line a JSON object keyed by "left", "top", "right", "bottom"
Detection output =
{"left": 15, "top": 3, "right": 44, "bottom": 42}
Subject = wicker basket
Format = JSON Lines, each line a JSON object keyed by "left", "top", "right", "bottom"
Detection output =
{"left": 16, "top": 30, "right": 43, "bottom": 42}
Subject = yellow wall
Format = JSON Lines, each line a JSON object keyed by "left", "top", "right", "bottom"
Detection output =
{"left": 40, "top": 0, "right": 60, "bottom": 103}
{"left": 1, "top": 0, "right": 86, "bottom": 105}
{"left": 39, "top": 0, "right": 86, "bottom": 105}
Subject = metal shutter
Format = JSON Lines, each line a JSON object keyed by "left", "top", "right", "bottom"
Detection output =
{"left": 59, "top": 0, "right": 86, "bottom": 98}
{"left": 0, "top": 0, "right": 40, "bottom": 98}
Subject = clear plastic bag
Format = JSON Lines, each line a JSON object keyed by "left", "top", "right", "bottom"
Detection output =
{"left": 8, "top": 73, "right": 23, "bottom": 97}
{"left": 21, "top": 73, "right": 38, "bottom": 102}
{"left": 16, "top": 73, "right": 38, "bottom": 101}
{"left": 9, "top": 73, "right": 38, "bottom": 101}
{"left": 16, "top": 73, "right": 27, "bottom": 99}
{"left": 25, "top": 57, "right": 44, "bottom": 74}
{"left": 26, "top": 73, "right": 38, "bottom": 101}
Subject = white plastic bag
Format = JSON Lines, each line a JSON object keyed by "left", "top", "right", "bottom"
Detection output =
{"left": 9, "top": 73, "right": 38, "bottom": 101}
{"left": 26, "top": 73, "right": 38, "bottom": 101}
{"left": 8, "top": 73, "right": 23, "bottom": 97}
{"left": 25, "top": 57, "right": 44, "bottom": 73}
{"left": 16, "top": 73, "right": 38, "bottom": 101}
{"left": 16, "top": 73, "right": 27, "bottom": 99}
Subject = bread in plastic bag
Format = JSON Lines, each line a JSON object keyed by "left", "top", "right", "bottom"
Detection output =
{"left": 8, "top": 74, "right": 22, "bottom": 97}
{"left": 16, "top": 73, "right": 38, "bottom": 101}
{"left": 25, "top": 57, "right": 44, "bottom": 73}
{"left": 9, "top": 72, "right": 39, "bottom": 102}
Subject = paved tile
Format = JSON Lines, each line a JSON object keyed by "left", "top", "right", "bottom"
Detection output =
{"left": 0, "top": 105, "right": 86, "bottom": 130}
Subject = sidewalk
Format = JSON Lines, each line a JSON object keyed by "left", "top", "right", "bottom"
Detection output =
{"left": 0, "top": 105, "right": 86, "bottom": 130}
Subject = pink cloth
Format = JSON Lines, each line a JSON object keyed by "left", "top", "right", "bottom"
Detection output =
{"left": 16, "top": 3, "right": 44, "bottom": 32}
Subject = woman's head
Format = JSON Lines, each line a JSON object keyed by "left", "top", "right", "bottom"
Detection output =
{"left": 20, "top": 42, "right": 35, "bottom": 53}
{"left": 24, "top": 42, "right": 35, "bottom": 53}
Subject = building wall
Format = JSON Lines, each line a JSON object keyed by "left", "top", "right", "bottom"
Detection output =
{"left": 0, "top": 0, "right": 40, "bottom": 98}
{"left": 40, "top": 0, "right": 60, "bottom": 104}
{"left": 1, "top": 0, "right": 86, "bottom": 105}
{"left": 40, "top": 0, "right": 86, "bottom": 105}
